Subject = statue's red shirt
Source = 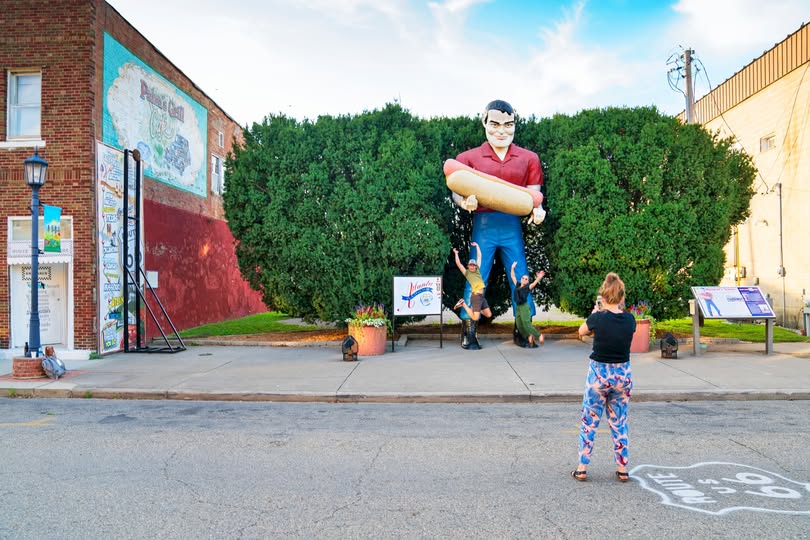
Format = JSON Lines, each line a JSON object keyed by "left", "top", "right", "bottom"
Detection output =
{"left": 456, "top": 142, "right": 543, "bottom": 212}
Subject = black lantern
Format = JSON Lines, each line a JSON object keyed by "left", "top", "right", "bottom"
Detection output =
{"left": 24, "top": 147, "right": 49, "bottom": 187}
{"left": 342, "top": 335, "right": 358, "bottom": 362}
{"left": 24, "top": 148, "right": 48, "bottom": 358}
{"left": 660, "top": 332, "right": 678, "bottom": 359}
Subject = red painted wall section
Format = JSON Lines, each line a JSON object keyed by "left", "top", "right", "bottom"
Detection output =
{"left": 143, "top": 199, "right": 265, "bottom": 337}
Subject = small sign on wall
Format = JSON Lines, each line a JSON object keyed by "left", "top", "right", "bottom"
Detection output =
{"left": 146, "top": 271, "right": 158, "bottom": 288}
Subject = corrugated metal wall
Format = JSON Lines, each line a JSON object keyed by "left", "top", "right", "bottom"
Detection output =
{"left": 679, "top": 23, "right": 809, "bottom": 123}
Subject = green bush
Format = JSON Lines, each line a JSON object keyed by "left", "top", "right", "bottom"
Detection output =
{"left": 532, "top": 107, "right": 755, "bottom": 319}
{"left": 225, "top": 105, "right": 455, "bottom": 323}
{"left": 225, "top": 104, "right": 755, "bottom": 324}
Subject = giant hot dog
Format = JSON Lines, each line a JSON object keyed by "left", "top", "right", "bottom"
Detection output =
{"left": 444, "top": 159, "right": 542, "bottom": 216}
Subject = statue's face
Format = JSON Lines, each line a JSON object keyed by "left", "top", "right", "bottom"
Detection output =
{"left": 483, "top": 109, "right": 515, "bottom": 151}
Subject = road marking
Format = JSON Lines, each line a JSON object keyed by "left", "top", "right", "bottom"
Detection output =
{"left": 0, "top": 417, "right": 56, "bottom": 427}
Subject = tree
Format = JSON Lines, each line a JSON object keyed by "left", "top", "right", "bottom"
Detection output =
{"left": 532, "top": 107, "right": 756, "bottom": 319}
{"left": 224, "top": 104, "right": 454, "bottom": 323}
{"left": 225, "top": 104, "right": 755, "bottom": 325}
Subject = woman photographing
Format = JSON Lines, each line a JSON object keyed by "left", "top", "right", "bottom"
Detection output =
{"left": 571, "top": 272, "right": 636, "bottom": 483}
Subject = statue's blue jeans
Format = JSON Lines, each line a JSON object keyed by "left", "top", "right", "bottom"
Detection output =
{"left": 460, "top": 211, "right": 536, "bottom": 320}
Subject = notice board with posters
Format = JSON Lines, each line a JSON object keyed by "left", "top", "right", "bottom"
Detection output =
{"left": 690, "top": 286, "right": 775, "bottom": 355}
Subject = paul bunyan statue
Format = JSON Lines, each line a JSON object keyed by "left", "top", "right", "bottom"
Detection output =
{"left": 445, "top": 99, "right": 546, "bottom": 350}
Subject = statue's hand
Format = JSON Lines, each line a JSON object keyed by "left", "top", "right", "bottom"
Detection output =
{"left": 527, "top": 206, "right": 546, "bottom": 225}
{"left": 460, "top": 194, "right": 478, "bottom": 212}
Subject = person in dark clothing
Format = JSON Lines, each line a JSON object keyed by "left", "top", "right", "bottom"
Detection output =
{"left": 571, "top": 272, "right": 636, "bottom": 483}
{"left": 510, "top": 261, "right": 544, "bottom": 348}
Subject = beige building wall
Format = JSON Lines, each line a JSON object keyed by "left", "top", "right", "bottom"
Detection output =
{"left": 703, "top": 62, "right": 810, "bottom": 328}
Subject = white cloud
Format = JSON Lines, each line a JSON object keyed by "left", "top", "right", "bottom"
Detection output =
{"left": 668, "top": 0, "right": 808, "bottom": 87}
{"left": 107, "top": 0, "right": 807, "bottom": 124}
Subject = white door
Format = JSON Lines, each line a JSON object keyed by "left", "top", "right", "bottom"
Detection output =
{"left": 10, "top": 263, "right": 68, "bottom": 348}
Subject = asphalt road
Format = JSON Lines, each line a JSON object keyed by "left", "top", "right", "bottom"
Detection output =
{"left": 1, "top": 399, "right": 808, "bottom": 539}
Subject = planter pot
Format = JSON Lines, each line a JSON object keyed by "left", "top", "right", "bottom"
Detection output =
{"left": 348, "top": 325, "right": 387, "bottom": 356}
{"left": 630, "top": 319, "right": 651, "bottom": 353}
{"left": 12, "top": 356, "right": 46, "bottom": 379}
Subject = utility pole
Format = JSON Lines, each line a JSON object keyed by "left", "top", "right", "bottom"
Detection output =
{"left": 684, "top": 48, "right": 695, "bottom": 123}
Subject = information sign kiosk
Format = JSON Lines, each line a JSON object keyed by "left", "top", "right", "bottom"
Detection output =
{"left": 691, "top": 286, "right": 776, "bottom": 355}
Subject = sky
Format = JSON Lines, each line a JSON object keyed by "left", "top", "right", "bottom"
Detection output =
{"left": 106, "top": 0, "right": 809, "bottom": 126}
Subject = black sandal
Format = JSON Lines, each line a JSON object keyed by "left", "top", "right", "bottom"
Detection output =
{"left": 571, "top": 470, "right": 587, "bottom": 482}
{"left": 616, "top": 471, "right": 629, "bottom": 483}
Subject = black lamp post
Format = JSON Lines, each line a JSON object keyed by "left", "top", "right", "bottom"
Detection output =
{"left": 24, "top": 148, "right": 48, "bottom": 358}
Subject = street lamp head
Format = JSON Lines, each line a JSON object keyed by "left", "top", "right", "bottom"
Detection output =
{"left": 24, "top": 147, "right": 48, "bottom": 187}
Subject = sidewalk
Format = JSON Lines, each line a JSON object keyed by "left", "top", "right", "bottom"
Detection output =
{"left": 1, "top": 334, "right": 809, "bottom": 403}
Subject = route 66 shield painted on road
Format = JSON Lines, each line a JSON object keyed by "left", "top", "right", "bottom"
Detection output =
{"left": 631, "top": 462, "right": 810, "bottom": 515}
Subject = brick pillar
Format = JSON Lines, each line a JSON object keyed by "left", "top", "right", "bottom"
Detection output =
{"left": 12, "top": 356, "right": 46, "bottom": 379}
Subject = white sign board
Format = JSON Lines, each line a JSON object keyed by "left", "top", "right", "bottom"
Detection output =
{"left": 393, "top": 276, "right": 442, "bottom": 316}
{"left": 692, "top": 286, "right": 775, "bottom": 319}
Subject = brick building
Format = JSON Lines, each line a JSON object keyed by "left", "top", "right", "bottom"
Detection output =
{"left": 0, "top": 0, "right": 266, "bottom": 358}
{"left": 679, "top": 23, "right": 809, "bottom": 330}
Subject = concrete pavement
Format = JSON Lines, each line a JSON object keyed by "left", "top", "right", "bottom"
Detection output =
{"left": 1, "top": 334, "right": 809, "bottom": 403}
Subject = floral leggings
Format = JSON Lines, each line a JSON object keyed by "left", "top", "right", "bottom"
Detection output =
{"left": 577, "top": 360, "right": 633, "bottom": 467}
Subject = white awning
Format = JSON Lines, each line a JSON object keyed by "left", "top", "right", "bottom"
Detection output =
{"left": 7, "top": 255, "right": 73, "bottom": 265}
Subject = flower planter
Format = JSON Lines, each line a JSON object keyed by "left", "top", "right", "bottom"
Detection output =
{"left": 630, "top": 319, "right": 651, "bottom": 353}
{"left": 348, "top": 325, "right": 387, "bottom": 356}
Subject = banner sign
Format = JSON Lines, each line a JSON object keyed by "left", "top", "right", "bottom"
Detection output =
{"left": 692, "top": 286, "right": 775, "bottom": 319}
{"left": 43, "top": 205, "right": 61, "bottom": 253}
{"left": 393, "top": 276, "right": 442, "bottom": 316}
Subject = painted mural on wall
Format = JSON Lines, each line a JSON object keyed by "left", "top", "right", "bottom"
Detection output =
{"left": 102, "top": 33, "right": 208, "bottom": 197}
{"left": 96, "top": 142, "right": 144, "bottom": 354}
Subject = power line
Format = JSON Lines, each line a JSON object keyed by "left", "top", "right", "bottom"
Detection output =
{"left": 667, "top": 47, "right": 697, "bottom": 122}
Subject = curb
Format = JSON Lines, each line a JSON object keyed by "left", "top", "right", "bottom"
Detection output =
{"left": 6, "top": 388, "right": 810, "bottom": 404}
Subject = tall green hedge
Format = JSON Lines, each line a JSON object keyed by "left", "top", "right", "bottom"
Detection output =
{"left": 224, "top": 105, "right": 456, "bottom": 322}
{"left": 531, "top": 107, "right": 755, "bottom": 318}
{"left": 224, "top": 104, "right": 755, "bottom": 323}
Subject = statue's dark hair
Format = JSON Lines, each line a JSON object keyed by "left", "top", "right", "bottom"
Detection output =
{"left": 484, "top": 99, "right": 514, "bottom": 116}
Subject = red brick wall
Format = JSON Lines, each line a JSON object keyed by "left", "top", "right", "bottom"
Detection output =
{"left": 0, "top": 0, "right": 98, "bottom": 349}
{"left": 0, "top": 0, "right": 265, "bottom": 351}
{"left": 143, "top": 199, "right": 266, "bottom": 336}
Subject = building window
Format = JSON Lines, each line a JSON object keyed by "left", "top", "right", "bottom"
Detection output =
{"left": 760, "top": 135, "right": 775, "bottom": 152}
{"left": 211, "top": 154, "right": 225, "bottom": 194}
{"left": 7, "top": 70, "right": 41, "bottom": 139}
{"left": 217, "top": 130, "right": 224, "bottom": 148}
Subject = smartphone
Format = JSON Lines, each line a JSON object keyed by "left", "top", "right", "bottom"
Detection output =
{"left": 596, "top": 296, "right": 603, "bottom": 310}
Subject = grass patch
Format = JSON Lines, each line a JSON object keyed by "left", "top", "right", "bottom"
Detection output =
{"left": 658, "top": 318, "right": 808, "bottom": 343}
{"left": 179, "top": 311, "right": 318, "bottom": 338}
{"left": 177, "top": 312, "right": 809, "bottom": 343}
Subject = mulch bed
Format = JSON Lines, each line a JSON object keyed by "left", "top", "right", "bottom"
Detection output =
{"left": 202, "top": 324, "right": 581, "bottom": 343}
